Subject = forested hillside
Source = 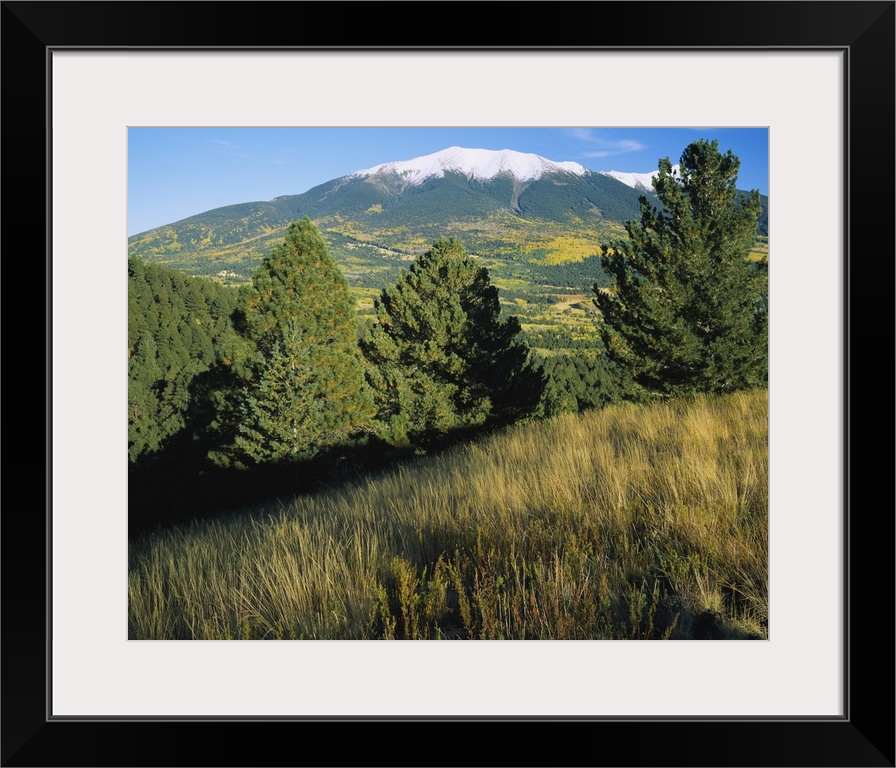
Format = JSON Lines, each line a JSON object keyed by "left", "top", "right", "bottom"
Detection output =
{"left": 128, "top": 257, "right": 239, "bottom": 465}
{"left": 127, "top": 146, "right": 767, "bottom": 295}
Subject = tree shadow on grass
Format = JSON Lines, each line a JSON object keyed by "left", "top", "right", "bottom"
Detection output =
{"left": 127, "top": 419, "right": 511, "bottom": 541}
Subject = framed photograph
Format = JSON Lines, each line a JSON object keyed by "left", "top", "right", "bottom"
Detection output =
{"left": 7, "top": 1, "right": 893, "bottom": 765}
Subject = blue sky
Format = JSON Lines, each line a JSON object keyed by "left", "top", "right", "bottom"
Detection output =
{"left": 128, "top": 127, "right": 769, "bottom": 237}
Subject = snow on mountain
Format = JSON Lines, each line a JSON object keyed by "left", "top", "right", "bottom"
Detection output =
{"left": 349, "top": 146, "right": 590, "bottom": 186}
{"left": 599, "top": 164, "right": 680, "bottom": 192}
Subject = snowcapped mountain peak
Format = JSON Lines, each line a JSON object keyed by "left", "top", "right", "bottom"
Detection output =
{"left": 349, "top": 146, "right": 589, "bottom": 186}
{"left": 599, "top": 164, "right": 681, "bottom": 192}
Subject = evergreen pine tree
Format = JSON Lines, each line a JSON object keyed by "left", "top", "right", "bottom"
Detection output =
{"left": 217, "top": 217, "right": 374, "bottom": 466}
{"left": 361, "top": 237, "right": 545, "bottom": 447}
{"left": 594, "top": 139, "right": 768, "bottom": 397}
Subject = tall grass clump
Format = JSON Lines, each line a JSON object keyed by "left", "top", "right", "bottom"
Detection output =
{"left": 129, "top": 389, "right": 768, "bottom": 640}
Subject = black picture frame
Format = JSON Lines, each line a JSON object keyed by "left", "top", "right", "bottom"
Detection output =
{"left": 5, "top": 2, "right": 893, "bottom": 765}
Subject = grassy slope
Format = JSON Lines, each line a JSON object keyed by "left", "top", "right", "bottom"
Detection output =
{"left": 129, "top": 389, "right": 768, "bottom": 640}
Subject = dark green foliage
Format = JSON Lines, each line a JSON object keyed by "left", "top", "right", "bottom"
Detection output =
{"left": 127, "top": 257, "right": 239, "bottom": 464}
{"left": 755, "top": 194, "right": 769, "bottom": 237}
{"left": 538, "top": 355, "right": 603, "bottom": 416}
{"left": 524, "top": 326, "right": 632, "bottom": 416}
{"left": 537, "top": 352, "right": 628, "bottom": 416}
{"left": 516, "top": 172, "right": 647, "bottom": 222}
{"left": 230, "top": 322, "right": 346, "bottom": 464}
{"left": 386, "top": 172, "right": 505, "bottom": 222}
{"left": 361, "top": 237, "right": 546, "bottom": 447}
{"left": 594, "top": 140, "right": 768, "bottom": 397}
{"left": 213, "top": 217, "right": 374, "bottom": 467}
{"left": 527, "top": 255, "right": 612, "bottom": 292}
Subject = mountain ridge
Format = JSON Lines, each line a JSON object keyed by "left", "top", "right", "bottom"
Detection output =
{"left": 349, "top": 146, "right": 590, "bottom": 188}
{"left": 128, "top": 147, "right": 767, "bottom": 295}
{"left": 600, "top": 163, "right": 682, "bottom": 192}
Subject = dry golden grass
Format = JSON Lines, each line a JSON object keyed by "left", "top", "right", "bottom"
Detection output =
{"left": 129, "top": 389, "right": 768, "bottom": 640}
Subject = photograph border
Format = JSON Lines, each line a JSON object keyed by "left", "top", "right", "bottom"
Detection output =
{"left": 5, "top": 1, "right": 894, "bottom": 765}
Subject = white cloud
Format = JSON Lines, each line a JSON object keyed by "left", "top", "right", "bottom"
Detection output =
{"left": 566, "top": 127, "right": 597, "bottom": 141}
{"left": 568, "top": 130, "right": 645, "bottom": 159}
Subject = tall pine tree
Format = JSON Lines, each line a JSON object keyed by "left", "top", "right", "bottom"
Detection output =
{"left": 594, "top": 139, "right": 768, "bottom": 398}
{"left": 214, "top": 217, "right": 374, "bottom": 467}
{"left": 361, "top": 237, "right": 545, "bottom": 447}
